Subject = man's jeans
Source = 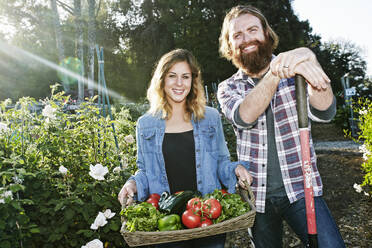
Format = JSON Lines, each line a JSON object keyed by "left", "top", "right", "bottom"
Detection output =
{"left": 252, "top": 196, "right": 345, "bottom": 248}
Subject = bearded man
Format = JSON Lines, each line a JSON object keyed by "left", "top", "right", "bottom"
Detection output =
{"left": 217, "top": 5, "right": 345, "bottom": 248}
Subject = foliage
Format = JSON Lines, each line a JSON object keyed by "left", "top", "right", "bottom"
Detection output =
{"left": 114, "top": 0, "right": 314, "bottom": 99}
{"left": 351, "top": 98, "right": 372, "bottom": 193}
{"left": 314, "top": 40, "right": 367, "bottom": 102}
{"left": 0, "top": 85, "right": 137, "bottom": 247}
{"left": 1, "top": 0, "right": 368, "bottom": 105}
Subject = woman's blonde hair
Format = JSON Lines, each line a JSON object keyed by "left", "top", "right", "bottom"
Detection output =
{"left": 219, "top": 5, "right": 279, "bottom": 61}
{"left": 147, "top": 49, "right": 206, "bottom": 121}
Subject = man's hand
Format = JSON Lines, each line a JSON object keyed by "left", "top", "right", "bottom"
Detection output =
{"left": 270, "top": 47, "right": 330, "bottom": 89}
{"left": 118, "top": 179, "right": 137, "bottom": 206}
{"left": 235, "top": 164, "right": 253, "bottom": 189}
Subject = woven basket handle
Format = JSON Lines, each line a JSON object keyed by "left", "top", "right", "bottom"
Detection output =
{"left": 238, "top": 181, "right": 255, "bottom": 206}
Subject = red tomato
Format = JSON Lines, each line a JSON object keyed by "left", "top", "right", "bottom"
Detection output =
{"left": 202, "top": 199, "right": 222, "bottom": 219}
{"left": 146, "top": 197, "right": 159, "bottom": 209}
{"left": 199, "top": 217, "right": 213, "bottom": 227}
{"left": 182, "top": 209, "right": 201, "bottom": 229}
{"left": 186, "top": 197, "right": 202, "bottom": 215}
{"left": 148, "top": 193, "right": 161, "bottom": 200}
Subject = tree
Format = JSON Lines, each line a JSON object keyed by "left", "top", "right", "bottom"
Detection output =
{"left": 113, "top": 0, "right": 316, "bottom": 100}
{"left": 87, "top": 0, "right": 96, "bottom": 98}
{"left": 316, "top": 40, "right": 367, "bottom": 100}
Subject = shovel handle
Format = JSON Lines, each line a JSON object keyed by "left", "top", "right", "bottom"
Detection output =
{"left": 295, "top": 75, "right": 308, "bottom": 128}
{"left": 295, "top": 75, "right": 318, "bottom": 248}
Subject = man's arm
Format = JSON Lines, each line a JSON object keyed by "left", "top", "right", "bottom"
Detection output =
{"left": 238, "top": 70, "right": 280, "bottom": 124}
{"left": 308, "top": 83, "right": 334, "bottom": 111}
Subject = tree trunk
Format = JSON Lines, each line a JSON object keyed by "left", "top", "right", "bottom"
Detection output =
{"left": 87, "top": 0, "right": 96, "bottom": 98}
{"left": 50, "top": 0, "right": 67, "bottom": 91}
{"left": 74, "top": 0, "right": 84, "bottom": 102}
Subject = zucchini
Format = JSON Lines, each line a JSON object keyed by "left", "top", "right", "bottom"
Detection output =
{"left": 158, "top": 190, "right": 201, "bottom": 215}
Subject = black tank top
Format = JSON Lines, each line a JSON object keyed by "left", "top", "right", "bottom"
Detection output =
{"left": 162, "top": 130, "right": 197, "bottom": 194}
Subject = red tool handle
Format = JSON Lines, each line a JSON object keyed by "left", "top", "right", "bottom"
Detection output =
{"left": 295, "top": 75, "right": 318, "bottom": 248}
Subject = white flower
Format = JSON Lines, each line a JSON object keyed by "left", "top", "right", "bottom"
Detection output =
{"left": 89, "top": 164, "right": 108, "bottom": 181}
{"left": 59, "top": 165, "right": 68, "bottom": 175}
{"left": 42, "top": 104, "right": 57, "bottom": 120}
{"left": 113, "top": 166, "right": 121, "bottom": 174}
{"left": 0, "top": 190, "right": 13, "bottom": 203}
{"left": 353, "top": 183, "right": 363, "bottom": 193}
{"left": 359, "top": 144, "right": 371, "bottom": 161}
{"left": 103, "top": 209, "right": 115, "bottom": 219}
{"left": 81, "top": 239, "right": 103, "bottom": 248}
{"left": 124, "top": 134, "right": 135, "bottom": 144}
{"left": 90, "top": 212, "right": 107, "bottom": 230}
{"left": 364, "top": 191, "right": 370, "bottom": 196}
{"left": 359, "top": 109, "right": 368, "bottom": 115}
{"left": 0, "top": 122, "right": 9, "bottom": 133}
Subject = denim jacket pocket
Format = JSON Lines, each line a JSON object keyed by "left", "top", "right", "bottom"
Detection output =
{"left": 140, "top": 129, "right": 157, "bottom": 153}
{"left": 200, "top": 126, "right": 218, "bottom": 153}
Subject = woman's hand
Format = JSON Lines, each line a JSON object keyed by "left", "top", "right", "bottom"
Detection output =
{"left": 118, "top": 180, "right": 137, "bottom": 207}
{"left": 235, "top": 164, "right": 253, "bottom": 190}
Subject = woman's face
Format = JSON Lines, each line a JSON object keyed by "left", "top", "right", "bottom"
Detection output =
{"left": 164, "top": 61, "right": 192, "bottom": 106}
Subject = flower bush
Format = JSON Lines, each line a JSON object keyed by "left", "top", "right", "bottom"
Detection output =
{"left": 0, "top": 85, "right": 137, "bottom": 247}
{"left": 351, "top": 98, "right": 372, "bottom": 195}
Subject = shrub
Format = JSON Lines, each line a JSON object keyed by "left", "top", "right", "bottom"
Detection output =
{"left": 350, "top": 98, "right": 372, "bottom": 195}
{"left": 0, "top": 85, "right": 137, "bottom": 247}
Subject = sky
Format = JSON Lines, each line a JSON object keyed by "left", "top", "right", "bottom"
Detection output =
{"left": 292, "top": 0, "right": 372, "bottom": 76}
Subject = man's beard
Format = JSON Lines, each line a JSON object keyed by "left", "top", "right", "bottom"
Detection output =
{"left": 232, "top": 38, "right": 273, "bottom": 75}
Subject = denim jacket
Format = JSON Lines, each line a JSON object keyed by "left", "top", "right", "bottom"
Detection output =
{"left": 130, "top": 106, "right": 249, "bottom": 202}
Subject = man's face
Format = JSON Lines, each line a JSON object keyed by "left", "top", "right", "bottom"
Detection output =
{"left": 228, "top": 13, "right": 272, "bottom": 74}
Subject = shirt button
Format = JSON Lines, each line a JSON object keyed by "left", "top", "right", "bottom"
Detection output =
{"left": 197, "top": 164, "right": 201, "bottom": 168}
{"left": 262, "top": 164, "right": 265, "bottom": 167}
{"left": 262, "top": 143, "right": 265, "bottom": 146}
{"left": 198, "top": 180, "right": 202, "bottom": 184}
{"left": 261, "top": 184, "right": 265, "bottom": 187}
{"left": 196, "top": 149, "right": 200, "bottom": 152}
{"left": 261, "top": 122, "right": 264, "bottom": 125}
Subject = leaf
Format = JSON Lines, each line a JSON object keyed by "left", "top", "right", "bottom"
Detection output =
{"left": 10, "top": 201, "right": 23, "bottom": 211}
{"left": 54, "top": 202, "right": 64, "bottom": 211}
{"left": 109, "top": 220, "right": 120, "bottom": 231}
{"left": 9, "top": 183, "right": 25, "bottom": 192}
{"left": 64, "top": 208, "right": 75, "bottom": 220}
{"left": 76, "top": 229, "right": 94, "bottom": 238}
{"left": 29, "top": 227, "right": 40, "bottom": 233}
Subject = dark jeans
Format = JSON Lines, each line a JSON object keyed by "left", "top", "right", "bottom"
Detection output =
{"left": 150, "top": 233, "right": 225, "bottom": 248}
{"left": 252, "top": 196, "right": 345, "bottom": 248}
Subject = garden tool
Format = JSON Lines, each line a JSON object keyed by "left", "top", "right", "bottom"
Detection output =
{"left": 295, "top": 75, "right": 318, "bottom": 248}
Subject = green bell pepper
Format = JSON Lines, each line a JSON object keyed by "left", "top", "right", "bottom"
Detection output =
{"left": 157, "top": 214, "right": 182, "bottom": 231}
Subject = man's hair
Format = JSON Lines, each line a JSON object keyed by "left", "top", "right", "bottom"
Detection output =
{"left": 219, "top": 5, "right": 279, "bottom": 61}
{"left": 147, "top": 48, "right": 206, "bottom": 121}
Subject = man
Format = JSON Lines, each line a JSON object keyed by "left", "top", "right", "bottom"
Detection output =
{"left": 217, "top": 5, "right": 345, "bottom": 248}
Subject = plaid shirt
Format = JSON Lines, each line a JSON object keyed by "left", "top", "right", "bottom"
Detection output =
{"left": 217, "top": 69, "right": 328, "bottom": 213}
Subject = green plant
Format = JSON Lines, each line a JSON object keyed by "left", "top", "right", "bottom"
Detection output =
{"left": 349, "top": 98, "right": 372, "bottom": 195}
{"left": 0, "top": 85, "right": 137, "bottom": 247}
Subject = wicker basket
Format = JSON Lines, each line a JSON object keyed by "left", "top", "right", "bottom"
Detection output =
{"left": 120, "top": 186, "right": 256, "bottom": 247}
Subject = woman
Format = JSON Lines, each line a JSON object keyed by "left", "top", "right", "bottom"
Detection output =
{"left": 118, "top": 49, "right": 251, "bottom": 248}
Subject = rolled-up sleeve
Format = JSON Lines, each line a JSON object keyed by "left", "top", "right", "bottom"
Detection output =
{"left": 218, "top": 79, "right": 256, "bottom": 130}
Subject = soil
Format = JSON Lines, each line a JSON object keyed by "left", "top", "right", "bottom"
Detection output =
{"left": 225, "top": 123, "right": 372, "bottom": 248}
